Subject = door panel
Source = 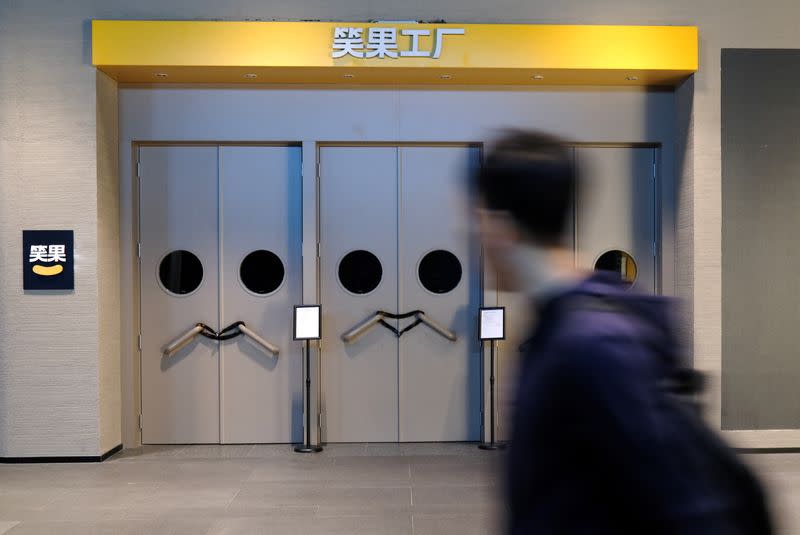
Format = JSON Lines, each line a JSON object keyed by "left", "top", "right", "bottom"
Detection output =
{"left": 219, "top": 146, "right": 303, "bottom": 444}
{"left": 497, "top": 147, "right": 656, "bottom": 441}
{"left": 319, "top": 147, "right": 400, "bottom": 442}
{"left": 140, "top": 146, "right": 220, "bottom": 444}
{"left": 399, "top": 147, "right": 481, "bottom": 441}
{"left": 575, "top": 147, "right": 656, "bottom": 292}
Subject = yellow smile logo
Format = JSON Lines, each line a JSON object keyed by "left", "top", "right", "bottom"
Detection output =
{"left": 32, "top": 264, "right": 64, "bottom": 276}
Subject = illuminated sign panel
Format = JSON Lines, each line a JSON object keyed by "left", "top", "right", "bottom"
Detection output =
{"left": 479, "top": 307, "right": 505, "bottom": 341}
{"left": 294, "top": 305, "right": 321, "bottom": 341}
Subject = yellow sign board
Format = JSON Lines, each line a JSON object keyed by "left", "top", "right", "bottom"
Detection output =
{"left": 92, "top": 20, "right": 697, "bottom": 86}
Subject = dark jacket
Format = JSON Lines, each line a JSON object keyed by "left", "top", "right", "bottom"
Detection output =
{"left": 507, "top": 273, "right": 738, "bottom": 535}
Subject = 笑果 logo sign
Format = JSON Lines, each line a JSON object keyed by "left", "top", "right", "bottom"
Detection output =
{"left": 23, "top": 230, "right": 74, "bottom": 290}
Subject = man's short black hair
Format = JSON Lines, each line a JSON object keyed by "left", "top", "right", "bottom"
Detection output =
{"left": 474, "top": 130, "right": 574, "bottom": 246}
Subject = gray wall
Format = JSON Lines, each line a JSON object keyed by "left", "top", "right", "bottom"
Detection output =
{"left": 722, "top": 50, "right": 800, "bottom": 430}
{"left": 1, "top": 0, "right": 800, "bottom": 455}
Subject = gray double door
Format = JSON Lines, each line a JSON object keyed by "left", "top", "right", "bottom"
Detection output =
{"left": 319, "top": 146, "right": 482, "bottom": 443}
{"left": 139, "top": 145, "right": 302, "bottom": 444}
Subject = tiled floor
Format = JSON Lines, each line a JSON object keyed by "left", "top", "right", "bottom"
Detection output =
{"left": 0, "top": 445, "right": 798, "bottom": 534}
{"left": 0, "top": 444, "right": 504, "bottom": 535}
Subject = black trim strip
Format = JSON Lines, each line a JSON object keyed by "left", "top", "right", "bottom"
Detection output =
{"left": 0, "top": 443, "right": 123, "bottom": 464}
{"left": 378, "top": 310, "right": 423, "bottom": 320}
{"left": 735, "top": 447, "right": 800, "bottom": 454}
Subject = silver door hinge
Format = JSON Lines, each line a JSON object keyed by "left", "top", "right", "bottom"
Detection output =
{"left": 316, "top": 161, "right": 321, "bottom": 179}
{"left": 138, "top": 414, "right": 143, "bottom": 430}
{"left": 318, "top": 412, "right": 323, "bottom": 430}
{"left": 653, "top": 242, "right": 658, "bottom": 257}
{"left": 316, "top": 243, "right": 321, "bottom": 259}
{"left": 652, "top": 160, "right": 657, "bottom": 179}
{"left": 137, "top": 242, "right": 142, "bottom": 259}
{"left": 137, "top": 161, "right": 142, "bottom": 178}
{"left": 137, "top": 334, "right": 142, "bottom": 351}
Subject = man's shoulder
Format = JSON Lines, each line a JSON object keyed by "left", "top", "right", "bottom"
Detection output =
{"left": 544, "top": 304, "right": 659, "bottom": 381}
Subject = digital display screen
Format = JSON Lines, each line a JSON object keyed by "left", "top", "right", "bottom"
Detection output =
{"left": 479, "top": 307, "right": 505, "bottom": 340}
{"left": 294, "top": 305, "right": 321, "bottom": 340}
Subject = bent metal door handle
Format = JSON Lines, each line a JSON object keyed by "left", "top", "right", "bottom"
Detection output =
{"left": 163, "top": 321, "right": 280, "bottom": 358}
{"left": 341, "top": 310, "right": 457, "bottom": 344}
{"left": 237, "top": 323, "right": 280, "bottom": 356}
{"left": 417, "top": 312, "right": 457, "bottom": 342}
{"left": 341, "top": 312, "right": 385, "bottom": 344}
{"left": 162, "top": 324, "right": 206, "bottom": 357}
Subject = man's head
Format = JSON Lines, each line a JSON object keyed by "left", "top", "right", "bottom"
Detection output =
{"left": 473, "top": 130, "right": 576, "bottom": 291}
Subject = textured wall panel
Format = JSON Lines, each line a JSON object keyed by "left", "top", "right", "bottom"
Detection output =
{"left": 722, "top": 50, "right": 800, "bottom": 430}
{"left": 96, "top": 71, "right": 122, "bottom": 453}
{"left": 0, "top": 6, "right": 99, "bottom": 456}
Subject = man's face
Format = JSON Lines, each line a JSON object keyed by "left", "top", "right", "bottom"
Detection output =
{"left": 475, "top": 203, "right": 522, "bottom": 292}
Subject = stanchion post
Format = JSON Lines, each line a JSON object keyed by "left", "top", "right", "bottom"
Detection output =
{"left": 293, "top": 305, "right": 323, "bottom": 454}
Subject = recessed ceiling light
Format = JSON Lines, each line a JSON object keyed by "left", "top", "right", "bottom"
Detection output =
{"left": 532, "top": 74, "right": 545, "bottom": 80}
{"left": 154, "top": 72, "right": 168, "bottom": 78}
{"left": 440, "top": 74, "right": 452, "bottom": 80}
{"left": 243, "top": 73, "right": 258, "bottom": 79}
{"left": 343, "top": 73, "right": 355, "bottom": 78}
{"left": 626, "top": 75, "right": 639, "bottom": 81}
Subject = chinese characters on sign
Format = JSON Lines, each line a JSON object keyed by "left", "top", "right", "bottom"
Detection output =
{"left": 29, "top": 245, "right": 67, "bottom": 263}
{"left": 23, "top": 230, "right": 74, "bottom": 290}
{"left": 332, "top": 27, "right": 465, "bottom": 59}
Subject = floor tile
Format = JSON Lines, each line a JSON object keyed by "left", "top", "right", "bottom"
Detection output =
{"left": 210, "top": 514, "right": 412, "bottom": 535}
{"left": 412, "top": 513, "right": 500, "bottom": 535}
{"left": 5, "top": 518, "right": 214, "bottom": 535}
{"left": 228, "top": 483, "right": 411, "bottom": 514}
{"left": 175, "top": 445, "right": 254, "bottom": 459}
{"left": 410, "top": 462, "right": 500, "bottom": 486}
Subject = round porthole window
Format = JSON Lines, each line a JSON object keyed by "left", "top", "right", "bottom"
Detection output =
{"left": 240, "top": 250, "right": 285, "bottom": 296}
{"left": 158, "top": 250, "right": 203, "bottom": 296}
{"left": 418, "top": 250, "right": 462, "bottom": 294}
{"left": 338, "top": 250, "right": 383, "bottom": 295}
{"left": 594, "top": 250, "right": 638, "bottom": 287}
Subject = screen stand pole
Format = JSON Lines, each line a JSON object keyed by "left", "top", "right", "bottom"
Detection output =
{"left": 295, "top": 339, "right": 323, "bottom": 453}
{"left": 479, "top": 340, "right": 505, "bottom": 451}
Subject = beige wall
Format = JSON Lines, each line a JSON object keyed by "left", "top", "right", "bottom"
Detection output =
{"left": 96, "top": 71, "right": 121, "bottom": 454}
{"left": 2, "top": 0, "right": 800, "bottom": 455}
{"left": 0, "top": 2, "right": 101, "bottom": 456}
